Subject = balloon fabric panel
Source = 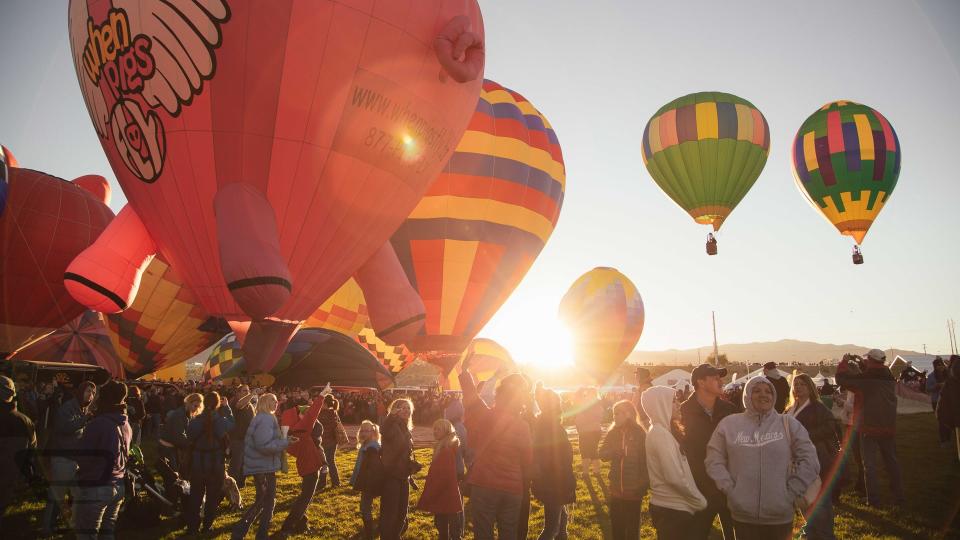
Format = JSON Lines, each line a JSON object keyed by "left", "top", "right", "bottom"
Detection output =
{"left": 391, "top": 79, "right": 564, "bottom": 354}
{"left": 791, "top": 101, "right": 900, "bottom": 244}
{"left": 642, "top": 92, "right": 769, "bottom": 231}
{"left": 354, "top": 327, "right": 415, "bottom": 375}
{"left": 303, "top": 279, "right": 369, "bottom": 339}
{"left": 105, "top": 256, "right": 229, "bottom": 378}
{"left": 67, "top": 0, "right": 485, "bottom": 326}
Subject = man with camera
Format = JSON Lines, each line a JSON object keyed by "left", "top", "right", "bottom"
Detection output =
{"left": 835, "top": 350, "right": 904, "bottom": 508}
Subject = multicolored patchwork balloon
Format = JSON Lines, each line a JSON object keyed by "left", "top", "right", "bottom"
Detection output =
{"left": 104, "top": 255, "right": 230, "bottom": 378}
{"left": 391, "top": 79, "right": 565, "bottom": 357}
{"left": 641, "top": 92, "right": 769, "bottom": 231}
{"left": 791, "top": 101, "right": 900, "bottom": 246}
{"left": 559, "top": 267, "right": 644, "bottom": 383}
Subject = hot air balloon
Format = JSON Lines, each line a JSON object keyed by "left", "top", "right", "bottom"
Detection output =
{"left": 11, "top": 311, "right": 124, "bottom": 378}
{"left": 1, "top": 167, "right": 114, "bottom": 357}
{"left": 104, "top": 255, "right": 231, "bottom": 378}
{"left": 559, "top": 267, "right": 644, "bottom": 383}
{"left": 641, "top": 92, "right": 770, "bottom": 255}
{"left": 204, "top": 329, "right": 393, "bottom": 390}
{"left": 791, "top": 101, "right": 901, "bottom": 264}
{"left": 445, "top": 337, "right": 517, "bottom": 391}
{"left": 65, "top": 0, "right": 486, "bottom": 372}
{"left": 385, "top": 79, "right": 565, "bottom": 370}
{"left": 203, "top": 333, "right": 247, "bottom": 382}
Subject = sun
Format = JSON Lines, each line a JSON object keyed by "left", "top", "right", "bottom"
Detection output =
{"left": 482, "top": 313, "right": 576, "bottom": 372}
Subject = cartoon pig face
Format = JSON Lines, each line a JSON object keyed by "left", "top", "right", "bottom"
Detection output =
{"left": 68, "top": 0, "right": 485, "bottom": 324}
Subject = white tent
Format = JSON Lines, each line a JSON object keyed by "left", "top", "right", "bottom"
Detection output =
{"left": 730, "top": 367, "right": 792, "bottom": 386}
{"left": 652, "top": 368, "right": 692, "bottom": 388}
{"left": 811, "top": 372, "right": 836, "bottom": 386}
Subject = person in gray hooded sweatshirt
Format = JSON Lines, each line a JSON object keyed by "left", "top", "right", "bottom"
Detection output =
{"left": 705, "top": 376, "right": 820, "bottom": 540}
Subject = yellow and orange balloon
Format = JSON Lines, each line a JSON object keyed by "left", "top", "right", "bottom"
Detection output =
{"left": 560, "top": 268, "right": 644, "bottom": 383}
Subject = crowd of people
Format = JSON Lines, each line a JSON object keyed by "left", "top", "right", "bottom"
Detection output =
{"left": 0, "top": 350, "right": 958, "bottom": 539}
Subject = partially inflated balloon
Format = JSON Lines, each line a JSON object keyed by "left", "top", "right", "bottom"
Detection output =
{"left": 12, "top": 311, "right": 124, "bottom": 378}
{"left": 104, "top": 256, "right": 230, "bottom": 378}
{"left": 1, "top": 168, "right": 114, "bottom": 357}
{"left": 203, "top": 334, "right": 245, "bottom": 382}
{"left": 641, "top": 92, "right": 769, "bottom": 231}
{"left": 445, "top": 337, "right": 516, "bottom": 390}
{"left": 66, "top": 0, "right": 486, "bottom": 372}
{"left": 791, "top": 101, "right": 900, "bottom": 245}
{"left": 390, "top": 79, "right": 565, "bottom": 359}
{"left": 559, "top": 267, "right": 644, "bottom": 383}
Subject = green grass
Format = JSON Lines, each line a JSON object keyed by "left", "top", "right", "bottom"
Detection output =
{"left": 5, "top": 413, "right": 959, "bottom": 538}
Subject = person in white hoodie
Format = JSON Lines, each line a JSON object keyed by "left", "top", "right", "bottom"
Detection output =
{"left": 641, "top": 386, "right": 707, "bottom": 539}
{"left": 705, "top": 376, "right": 820, "bottom": 540}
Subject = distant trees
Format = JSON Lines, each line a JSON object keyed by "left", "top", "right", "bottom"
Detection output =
{"left": 706, "top": 353, "right": 729, "bottom": 367}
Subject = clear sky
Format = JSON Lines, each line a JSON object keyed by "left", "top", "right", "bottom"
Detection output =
{"left": 1, "top": 1, "right": 958, "bottom": 367}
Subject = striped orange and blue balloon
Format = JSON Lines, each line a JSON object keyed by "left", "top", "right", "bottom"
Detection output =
{"left": 791, "top": 101, "right": 900, "bottom": 244}
{"left": 391, "top": 79, "right": 564, "bottom": 355}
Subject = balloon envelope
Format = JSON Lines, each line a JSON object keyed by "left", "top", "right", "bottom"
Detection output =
{"left": 12, "top": 311, "right": 124, "bottom": 378}
{"left": 391, "top": 79, "right": 565, "bottom": 356}
{"left": 67, "top": 0, "right": 485, "bottom": 327}
{"left": 559, "top": 267, "right": 644, "bottom": 383}
{"left": 104, "top": 256, "right": 231, "bottom": 378}
{"left": 791, "top": 101, "right": 901, "bottom": 245}
{"left": 0, "top": 168, "right": 113, "bottom": 356}
{"left": 641, "top": 92, "right": 770, "bottom": 231}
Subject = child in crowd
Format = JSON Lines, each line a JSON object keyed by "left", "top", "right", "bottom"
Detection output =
{"left": 350, "top": 420, "right": 383, "bottom": 540}
{"left": 417, "top": 418, "right": 465, "bottom": 540}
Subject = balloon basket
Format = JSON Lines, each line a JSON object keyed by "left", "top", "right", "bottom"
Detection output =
{"left": 852, "top": 246, "right": 864, "bottom": 265}
{"left": 706, "top": 235, "right": 718, "bottom": 256}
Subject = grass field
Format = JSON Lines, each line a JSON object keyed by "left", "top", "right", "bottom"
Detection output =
{"left": 5, "top": 413, "right": 959, "bottom": 539}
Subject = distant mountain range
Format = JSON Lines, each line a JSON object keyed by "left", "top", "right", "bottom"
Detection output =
{"left": 628, "top": 339, "right": 924, "bottom": 366}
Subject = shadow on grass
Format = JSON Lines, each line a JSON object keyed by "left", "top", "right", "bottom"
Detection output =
{"left": 582, "top": 472, "right": 611, "bottom": 540}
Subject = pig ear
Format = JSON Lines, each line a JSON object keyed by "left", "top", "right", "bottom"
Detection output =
{"left": 434, "top": 15, "right": 485, "bottom": 83}
{"left": 72, "top": 175, "right": 112, "bottom": 206}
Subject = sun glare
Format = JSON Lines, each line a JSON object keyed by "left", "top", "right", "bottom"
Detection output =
{"left": 486, "top": 315, "right": 576, "bottom": 371}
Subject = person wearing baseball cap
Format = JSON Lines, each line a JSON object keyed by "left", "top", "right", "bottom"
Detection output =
{"left": 836, "top": 349, "right": 904, "bottom": 508}
{"left": 0, "top": 375, "right": 37, "bottom": 528}
{"left": 679, "top": 364, "right": 736, "bottom": 539}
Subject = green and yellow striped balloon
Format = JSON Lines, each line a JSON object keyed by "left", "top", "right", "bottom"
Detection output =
{"left": 641, "top": 92, "right": 770, "bottom": 231}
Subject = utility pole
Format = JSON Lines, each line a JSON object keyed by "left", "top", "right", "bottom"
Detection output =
{"left": 712, "top": 311, "right": 720, "bottom": 366}
{"left": 948, "top": 319, "right": 957, "bottom": 355}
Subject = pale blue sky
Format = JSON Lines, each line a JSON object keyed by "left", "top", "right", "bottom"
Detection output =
{"left": 1, "top": 1, "right": 958, "bottom": 364}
